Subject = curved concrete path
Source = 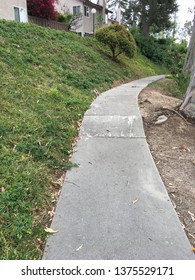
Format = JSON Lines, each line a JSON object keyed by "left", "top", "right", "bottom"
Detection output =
{"left": 43, "top": 76, "right": 195, "bottom": 260}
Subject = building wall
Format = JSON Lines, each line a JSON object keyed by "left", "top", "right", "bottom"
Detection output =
{"left": 55, "top": 0, "right": 84, "bottom": 34}
{"left": 56, "top": 0, "right": 104, "bottom": 35}
{"left": 0, "top": 0, "right": 28, "bottom": 21}
{"left": 83, "top": 8, "right": 102, "bottom": 34}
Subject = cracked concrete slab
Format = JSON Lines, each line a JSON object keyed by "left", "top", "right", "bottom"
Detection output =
{"left": 43, "top": 76, "right": 195, "bottom": 260}
{"left": 80, "top": 115, "right": 145, "bottom": 138}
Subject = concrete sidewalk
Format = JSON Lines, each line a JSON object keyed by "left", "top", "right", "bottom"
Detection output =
{"left": 43, "top": 76, "right": 195, "bottom": 260}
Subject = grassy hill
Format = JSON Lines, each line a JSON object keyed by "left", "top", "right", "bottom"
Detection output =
{"left": 0, "top": 20, "right": 167, "bottom": 259}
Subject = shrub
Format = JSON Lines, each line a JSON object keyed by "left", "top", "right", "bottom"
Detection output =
{"left": 172, "top": 71, "right": 190, "bottom": 94}
{"left": 95, "top": 24, "right": 136, "bottom": 60}
{"left": 134, "top": 33, "right": 165, "bottom": 64}
{"left": 55, "top": 12, "right": 73, "bottom": 24}
{"left": 27, "top": 0, "right": 56, "bottom": 20}
{"left": 132, "top": 31, "right": 188, "bottom": 71}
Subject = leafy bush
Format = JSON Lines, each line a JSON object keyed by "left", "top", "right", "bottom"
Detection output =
{"left": 164, "top": 40, "right": 187, "bottom": 74}
{"left": 27, "top": 0, "right": 56, "bottom": 20}
{"left": 134, "top": 33, "right": 166, "bottom": 64}
{"left": 172, "top": 71, "right": 190, "bottom": 94}
{"left": 132, "top": 31, "right": 187, "bottom": 72}
{"left": 95, "top": 24, "right": 137, "bottom": 60}
{"left": 55, "top": 12, "right": 73, "bottom": 24}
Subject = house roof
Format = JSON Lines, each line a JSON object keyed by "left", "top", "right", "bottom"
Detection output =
{"left": 81, "top": 0, "right": 112, "bottom": 14}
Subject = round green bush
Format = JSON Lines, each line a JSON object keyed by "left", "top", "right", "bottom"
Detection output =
{"left": 95, "top": 24, "right": 137, "bottom": 60}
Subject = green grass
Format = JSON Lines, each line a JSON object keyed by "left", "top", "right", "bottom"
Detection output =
{"left": 149, "top": 74, "right": 190, "bottom": 100}
{"left": 0, "top": 20, "right": 167, "bottom": 259}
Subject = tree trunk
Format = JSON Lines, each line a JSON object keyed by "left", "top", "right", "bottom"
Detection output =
{"left": 183, "top": 12, "right": 195, "bottom": 73}
{"left": 140, "top": 0, "right": 150, "bottom": 37}
{"left": 141, "top": 20, "right": 150, "bottom": 36}
{"left": 180, "top": 69, "right": 195, "bottom": 117}
{"left": 180, "top": 8, "right": 195, "bottom": 118}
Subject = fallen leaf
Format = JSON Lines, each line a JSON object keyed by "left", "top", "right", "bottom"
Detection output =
{"left": 12, "top": 43, "right": 20, "bottom": 48}
{"left": 188, "top": 211, "right": 195, "bottom": 222}
{"left": 181, "top": 223, "right": 185, "bottom": 230}
{"left": 176, "top": 212, "right": 181, "bottom": 217}
{"left": 20, "top": 155, "right": 28, "bottom": 161}
{"left": 52, "top": 174, "right": 65, "bottom": 187}
{"left": 76, "top": 244, "right": 83, "bottom": 252}
{"left": 1, "top": 187, "right": 5, "bottom": 193}
{"left": 131, "top": 198, "right": 139, "bottom": 204}
{"left": 188, "top": 211, "right": 194, "bottom": 217}
{"left": 189, "top": 233, "right": 195, "bottom": 239}
{"left": 48, "top": 207, "right": 55, "bottom": 219}
{"left": 171, "top": 199, "right": 176, "bottom": 209}
{"left": 44, "top": 227, "right": 58, "bottom": 234}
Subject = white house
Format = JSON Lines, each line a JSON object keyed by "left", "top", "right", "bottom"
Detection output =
{"left": 0, "top": 0, "right": 28, "bottom": 22}
{"left": 55, "top": 0, "right": 111, "bottom": 35}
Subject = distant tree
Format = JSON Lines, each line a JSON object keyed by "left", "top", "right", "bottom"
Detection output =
{"left": 178, "top": 6, "right": 194, "bottom": 42}
{"left": 108, "top": 0, "right": 178, "bottom": 37}
{"left": 95, "top": 24, "right": 136, "bottom": 60}
{"left": 27, "top": 0, "right": 56, "bottom": 20}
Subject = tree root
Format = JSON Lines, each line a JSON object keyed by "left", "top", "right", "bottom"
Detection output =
{"left": 159, "top": 107, "right": 195, "bottom": 126}
{"left": 160, "top": 107, "right": 189, "bottom": 124}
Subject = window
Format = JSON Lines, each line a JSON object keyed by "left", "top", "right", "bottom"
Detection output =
{"left": 13, "top": 7, "right": 28, "bottom": 22}
{"left": 73, "top": 6, "right": 81, "bottom": 16}
{"left": 84, "top": 6, "right": 89, "bottom": 17}
{"left": 14, "top": 7, "right": 20, "bottom": 22}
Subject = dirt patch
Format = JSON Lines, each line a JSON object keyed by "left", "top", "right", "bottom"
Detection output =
{"left": 139, "top": 81, "right": 195, "bottom": 247}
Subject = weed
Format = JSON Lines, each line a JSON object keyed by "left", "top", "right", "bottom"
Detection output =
{"left": 172, "top": 71, "right": 190, "bottom": 95}
{"left": 150, "top": 78, "right": 186, "bottom": 99}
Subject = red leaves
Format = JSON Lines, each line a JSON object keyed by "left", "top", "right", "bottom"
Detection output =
{"left": 27, "top": 0, "right": 56, "bottom": 20}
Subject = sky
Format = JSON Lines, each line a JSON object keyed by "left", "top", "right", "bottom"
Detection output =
{"left": 177, "top": 0, "right": 194, "bottom": 26}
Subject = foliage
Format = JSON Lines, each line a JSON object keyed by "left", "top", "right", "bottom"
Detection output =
{"left": 0, "top": 20, "right": 166, "bottom": 260}
{"left": 172, "top": 71, "right": 190, "bottom": 95}
{"left": 55, "top": 12, "right": 73, "bottom": 24}
{"left": 151, "top": 69, "right": 190, "bottom": 100}
{"left": 27, "top": 0, "right": 56, "bottom": 20}
{"left": 108, "top": 0, "right": 178, "bottom": 37}
{"left": 180, "top": 20, "right": 194, "bottom": 41}
{"left": 150, "top": 79, "right": 184, "bottom": 99}
{"left": 132, "top": 29, "right": 187, "bottom": 71}
{"left": 165, "top": 40, "right": 188, "bottom": 72}
{"left": 95, "top": 24, "right": 137, "bottom": 60}
{"left": 52, "top": 1, "right": 82, "bottom": 31}
{"left": 134, "top": 32, "right": 164, "bottom": 63}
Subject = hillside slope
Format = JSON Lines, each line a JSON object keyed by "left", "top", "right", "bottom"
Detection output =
{"left": 0, "top": 20, "right": 166, "bottom": 259}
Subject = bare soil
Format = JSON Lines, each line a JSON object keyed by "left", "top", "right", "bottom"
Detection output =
{"left": 139, "top": 80, "right": 195, "bottom": 248}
